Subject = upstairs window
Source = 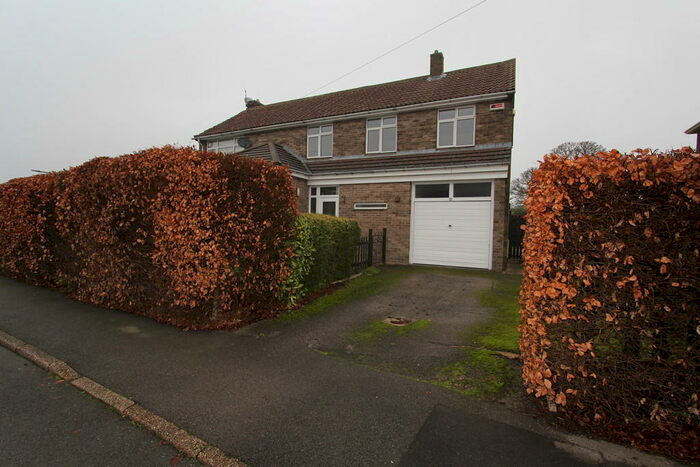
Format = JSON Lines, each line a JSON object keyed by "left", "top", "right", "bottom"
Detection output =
{"left": 437, "top": 106, "right": 475, "bottom": 148}
{"left": 366, "top": 116, "right": 397, "bottom": 153}
{"left": 206, "top": 138, "right": 244, "bottom": 154}
{"left": 307, "top": 125, "right": 333, "bottom": 158}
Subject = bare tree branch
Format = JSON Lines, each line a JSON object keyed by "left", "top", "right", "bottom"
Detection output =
{"left": 551, "top": 141, "right": 606, "bottom": 157}
{"left": 510, "top": 167, "right": 535, "bottom": 208}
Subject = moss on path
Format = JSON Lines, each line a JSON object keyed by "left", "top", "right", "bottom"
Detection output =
{"left": 429, "top": 269, "right": 521, "bottom": 397}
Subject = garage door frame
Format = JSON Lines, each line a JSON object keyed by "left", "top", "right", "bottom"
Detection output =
{"left": 409, "top": 180, "right": 494, "bottom": 270}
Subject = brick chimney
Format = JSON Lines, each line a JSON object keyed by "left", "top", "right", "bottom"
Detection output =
{"left": 430, "top": 50, "right": 444, "bottom": 77}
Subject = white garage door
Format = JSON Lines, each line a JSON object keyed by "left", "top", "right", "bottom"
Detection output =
{"left": 411, "top": 182, "right": 492, "bottom": 269}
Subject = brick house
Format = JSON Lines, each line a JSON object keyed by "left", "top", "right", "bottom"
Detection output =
{"left": 194, "top": 52, "right": 515, "bottom": 271}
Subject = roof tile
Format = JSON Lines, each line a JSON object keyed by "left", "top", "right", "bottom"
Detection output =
{"left": 198, "top": 58, "right": 515, "bottom": 137}
{"left": 237, "top": 144, "right": 310, "bottom": 175}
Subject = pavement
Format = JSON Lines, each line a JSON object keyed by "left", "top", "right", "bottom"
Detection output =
{"left": 0, "top": 345, "right": 197, "bottom": 466}
{"left": 400, "top": 404, "right": 593, "bottom": 467}
{"left": 0, "top": 269, "right": 677, "bottom": 466}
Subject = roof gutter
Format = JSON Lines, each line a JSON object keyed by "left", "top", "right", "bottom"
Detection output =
{"left": 193, "top": 90, "right": 513, "bottom": 141}
{"left": 685, "top": 121, "right": 700, "bottom": 134}
{"left": 309, "top": 161, "right": 508, "bottom": 178}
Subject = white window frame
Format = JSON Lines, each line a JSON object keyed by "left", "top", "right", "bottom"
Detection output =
{"left": 205, "top": 138, "right": 244, "bottom": 154}
{"left": 366, "top": 116, "right": 397, "bottom": 154}
{"left": 309, "top": 185, "right": 339, "bottom": 216}
{"left": 307, "top": 125, "right": 333, "bottom": 158}
{"left": 436, "top": 106, "right": 476, "bottom": 149}
{"left": 412, "top": 181, "right": 491, "bottom": 201}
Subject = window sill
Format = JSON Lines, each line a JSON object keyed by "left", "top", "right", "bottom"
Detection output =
{"left": 436, "top": 143, "right": 476, "bottom": 149}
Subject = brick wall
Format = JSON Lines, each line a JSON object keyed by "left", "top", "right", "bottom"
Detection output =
{"left": 476, "top": 96, "right": 514, "bottom": 146}
{"left": 293, "top": 177, "right": 308, "bottom": 213}
{"left": 398, "top": 97, "right": 515, "bottom": 151}
{"left": 491, "top": 178, "right": 509, "bottom": 271}
{"left": 332, "top": 119, "right": 366, "bottom": 156}
{"left": 246, "top": 127, "right": 307, "bottom": 156}
{"left": 396, "top": 109, "right": 438, "bottom": 152}
{"left": 238, "top": 96, "right": 514, "bottom": 159}
{"left": 338, "top": 182, "right": 411, "bottom": 264}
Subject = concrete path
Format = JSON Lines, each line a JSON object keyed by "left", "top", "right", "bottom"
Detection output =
{"left": 0, "top": 345, "right": 197, "bottom": 466}
{"left": 0, "top": 271, "right": 674, "bottom": 466}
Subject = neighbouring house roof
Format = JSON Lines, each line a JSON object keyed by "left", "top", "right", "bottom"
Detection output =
{"left": 197, "top": 58, "right": 515, "bottom": 138}
{"left": 238, "top": 143, "right": 311, "bottom": 175}
{"left": 685, "top": 121, "right": 700, "bottom": 134}
{"left": 236, "top": 143, "right": 509, "bottom": 176}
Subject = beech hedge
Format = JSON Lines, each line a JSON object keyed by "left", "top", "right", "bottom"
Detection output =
{"left": 0, "top": 146, "right": 298, "bottom": 329}
{"left": 282, "top": 213, "right": 360, "bottom": 305}
{"left": 520, "top": 148, "right": 699, "bottom": 459}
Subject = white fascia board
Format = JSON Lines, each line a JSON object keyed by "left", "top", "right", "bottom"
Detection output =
{"left": 307, "top": 164, "right": 509, "bottom": 186}
{"left": 193, "top": 91, "right": 512, "bottom": 141}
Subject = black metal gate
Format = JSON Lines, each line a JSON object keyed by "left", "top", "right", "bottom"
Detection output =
{"left": 353, "top": 228, "right": 387, "bottom": 273}
{"left": 508, "top": 213, "right": 524, "bottom": 258}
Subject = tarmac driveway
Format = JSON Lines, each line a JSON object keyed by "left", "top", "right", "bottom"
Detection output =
{"left": 278, "top": 271, "right": 495, "bottom": 383}
{"left": 0, "top": 268, "right": 656, "bottom": 466}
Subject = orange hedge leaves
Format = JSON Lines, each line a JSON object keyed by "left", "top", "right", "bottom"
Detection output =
{"left": 0, "top": 173, "right": 58, "bottom": 283}
{"left": 0, "top": 146, "right": 297, "bottom": 329}
{"left": 520, "top": 148, "right": 699, "bottom": 459}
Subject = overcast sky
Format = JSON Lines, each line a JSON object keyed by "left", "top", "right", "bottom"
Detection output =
{"left": 1, "top": 0, "right": 698, "bottom": 184}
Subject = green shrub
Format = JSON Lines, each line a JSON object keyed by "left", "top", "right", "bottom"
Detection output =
{"left": 282, "top": 214, "right": 360, "bottom": 305}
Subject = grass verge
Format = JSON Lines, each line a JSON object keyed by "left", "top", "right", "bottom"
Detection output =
{"left": 472, "top": 275, "right": 521, "bottom": 352}
{"left": 433, "top": 348, "right": 512, "bottom": 396}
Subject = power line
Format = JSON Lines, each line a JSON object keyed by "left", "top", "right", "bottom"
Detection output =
{"left": 304, "top": 0, "right": 491, "bottom": 97}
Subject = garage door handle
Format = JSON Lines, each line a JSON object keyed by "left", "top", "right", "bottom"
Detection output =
{"left": 448, "top": 224, "right": 452, "bottom": 228}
